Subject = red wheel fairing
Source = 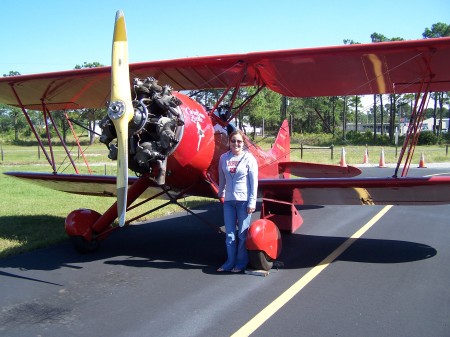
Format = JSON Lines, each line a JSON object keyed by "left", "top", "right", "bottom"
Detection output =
{"left": 65, "top": 209, "right": 102, "bottom": 241}
{"left": 246, "top": 219, "right": 282, "bottom": 260}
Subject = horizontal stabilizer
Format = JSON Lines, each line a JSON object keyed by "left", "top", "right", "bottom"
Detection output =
{"left": 279, "top": 161, "right": 361, "bottom": 178}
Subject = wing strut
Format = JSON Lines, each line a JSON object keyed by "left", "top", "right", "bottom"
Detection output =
{"left": 394, "top": 76, "right": 432, "bottom": 177}
{"left": 8, "top": 83, "right": 81, "bottom": 174}
{"left": 8, "top": 84, "right": 54, "bottom": 169}
{"left": 208, "top": 62, "right": 266, "bottom": 129}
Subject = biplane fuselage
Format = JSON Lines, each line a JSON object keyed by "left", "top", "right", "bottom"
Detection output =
{"left": 155, "top": 92, "right": 284, "bottom": 196}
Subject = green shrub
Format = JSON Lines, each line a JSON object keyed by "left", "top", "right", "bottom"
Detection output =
{"left": 374, "top": 134, "right": 391, "bottom": 146}
{"left": 418, "top": 131, "right": 437, "bottom": 145}
{"left": 440, "top": 132, "right": 450, "bottom": 144}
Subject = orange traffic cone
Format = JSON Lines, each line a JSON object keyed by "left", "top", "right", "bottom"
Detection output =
{"left": 379, "top": 148, "right": 387, "bottom": 168}
{"left": 363, "top": 147, "right": 369, "bottom": 164}
{"left": 418, "top": 152, "right": 427, "bottom": 168}
{"left": 340, "top": 147, "right": 347, "bottom": 167}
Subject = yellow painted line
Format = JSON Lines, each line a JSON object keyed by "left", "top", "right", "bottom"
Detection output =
{"left": 231, "top": 205, "right": 393, "bottom": 337}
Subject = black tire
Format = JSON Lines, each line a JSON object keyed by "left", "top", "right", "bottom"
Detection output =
{"left": 70, "top": 236, "right": 100, "bottom": 254}
{"left": 248, "top": 250, "right": 273, "bottom": 271}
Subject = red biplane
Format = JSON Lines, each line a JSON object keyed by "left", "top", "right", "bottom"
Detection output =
{"left": 1, "top": 11, "right": 450, "bottom": 270}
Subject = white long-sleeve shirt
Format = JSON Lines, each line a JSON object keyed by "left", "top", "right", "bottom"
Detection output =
{"left": 218, "top": 151, "right": 258, "bottom": 208}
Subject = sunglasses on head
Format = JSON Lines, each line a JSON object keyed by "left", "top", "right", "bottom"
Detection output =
{"left": 230, "top": 139, "right": 243, "bottom": 144}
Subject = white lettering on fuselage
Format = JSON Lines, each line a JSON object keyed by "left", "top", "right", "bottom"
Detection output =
{"left": 184, "top": 107, "right": 206, "bottom": 151}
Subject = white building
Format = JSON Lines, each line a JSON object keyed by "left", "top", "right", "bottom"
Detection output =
{"left": 421, "top": 118, "right": 448, "bottom": 132}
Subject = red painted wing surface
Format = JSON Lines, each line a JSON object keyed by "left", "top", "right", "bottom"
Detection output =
{"left": 6, "top": 172, "right": 450, "bottom": 206}
{"left": 0, "top": 37, "right": 449, "bottom": 110}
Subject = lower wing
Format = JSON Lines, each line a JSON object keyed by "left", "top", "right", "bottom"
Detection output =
{"left": 6, "top": 171, "right": 450, "bottom": 206}
{"left": 260, "top": 176, "right": 450, "bottom": 205}
{"left": 4, "top": 172, "right": 140, "bottom": 198}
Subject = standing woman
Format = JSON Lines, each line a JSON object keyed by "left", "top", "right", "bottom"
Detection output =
{"left": 217, "top": 130, "right": 258, "bottom": 272}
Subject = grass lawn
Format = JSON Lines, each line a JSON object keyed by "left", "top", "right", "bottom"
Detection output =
{"left": 0, "top": 161, "right": 212, "bottom": 259}
{"left": 0, "top": 162, "right": 135, "bottom": 257}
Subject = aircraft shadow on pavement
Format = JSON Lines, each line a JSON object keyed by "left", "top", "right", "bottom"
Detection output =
{"left": 279, "top": 233, "right": 437, "bottom": 269}
{"left": 0, "top": 203, "right": 437, "bottom": 273}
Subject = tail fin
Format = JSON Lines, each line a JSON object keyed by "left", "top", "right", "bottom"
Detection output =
{"left": 269, "top": 120, "right": 290, "bottom": 162}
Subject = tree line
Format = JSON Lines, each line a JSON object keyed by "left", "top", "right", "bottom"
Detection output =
{"left": 1, "top": 23, "right": 449, "bottom": 146}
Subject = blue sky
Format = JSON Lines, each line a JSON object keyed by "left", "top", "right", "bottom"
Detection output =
{"left": 1, "top": 0, "right": 449, "bottom": 76}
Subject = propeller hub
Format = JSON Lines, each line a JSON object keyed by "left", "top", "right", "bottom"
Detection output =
{"left": 108, "top": 100, "right": 126, "bottom": 120}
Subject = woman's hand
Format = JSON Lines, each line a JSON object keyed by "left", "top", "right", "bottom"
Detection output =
{"left": 247, "top": 207, "right": 255, "bottom": 214}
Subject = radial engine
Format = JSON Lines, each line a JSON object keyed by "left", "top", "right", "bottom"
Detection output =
{"left": 99, "top": 77, "right": 184, "bottom": 184}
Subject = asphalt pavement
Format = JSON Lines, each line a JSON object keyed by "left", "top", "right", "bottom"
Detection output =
{"left": 1, "top": 166, "right": 449, "bottom": 337}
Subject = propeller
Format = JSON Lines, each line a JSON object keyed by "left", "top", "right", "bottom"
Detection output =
{"left": 108, "top": 10, "right": 133, "bottom": 227}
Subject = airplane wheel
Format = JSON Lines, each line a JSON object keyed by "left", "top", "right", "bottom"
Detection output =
{"left": 70, "top": 236, "right": 100, "bottom": 254}
{"left": 248, "top": 250, "right": 273, "bottom": 271}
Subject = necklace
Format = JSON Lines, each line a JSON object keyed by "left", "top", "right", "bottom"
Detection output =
{"left": 227, "top": 151, "right": 246, "bottom": 176}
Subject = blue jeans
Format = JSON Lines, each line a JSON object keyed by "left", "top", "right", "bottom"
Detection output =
{"left": 220, "top": 200, "right": 252, "bottom": 270}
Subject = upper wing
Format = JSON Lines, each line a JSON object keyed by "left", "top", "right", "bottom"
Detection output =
{"left": 1, "top": 37, "right": 449, "bottom": 111}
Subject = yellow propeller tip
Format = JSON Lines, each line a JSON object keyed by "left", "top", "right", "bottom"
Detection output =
{"left": 113, "top": 10, "right": 127, "bottom": 42}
